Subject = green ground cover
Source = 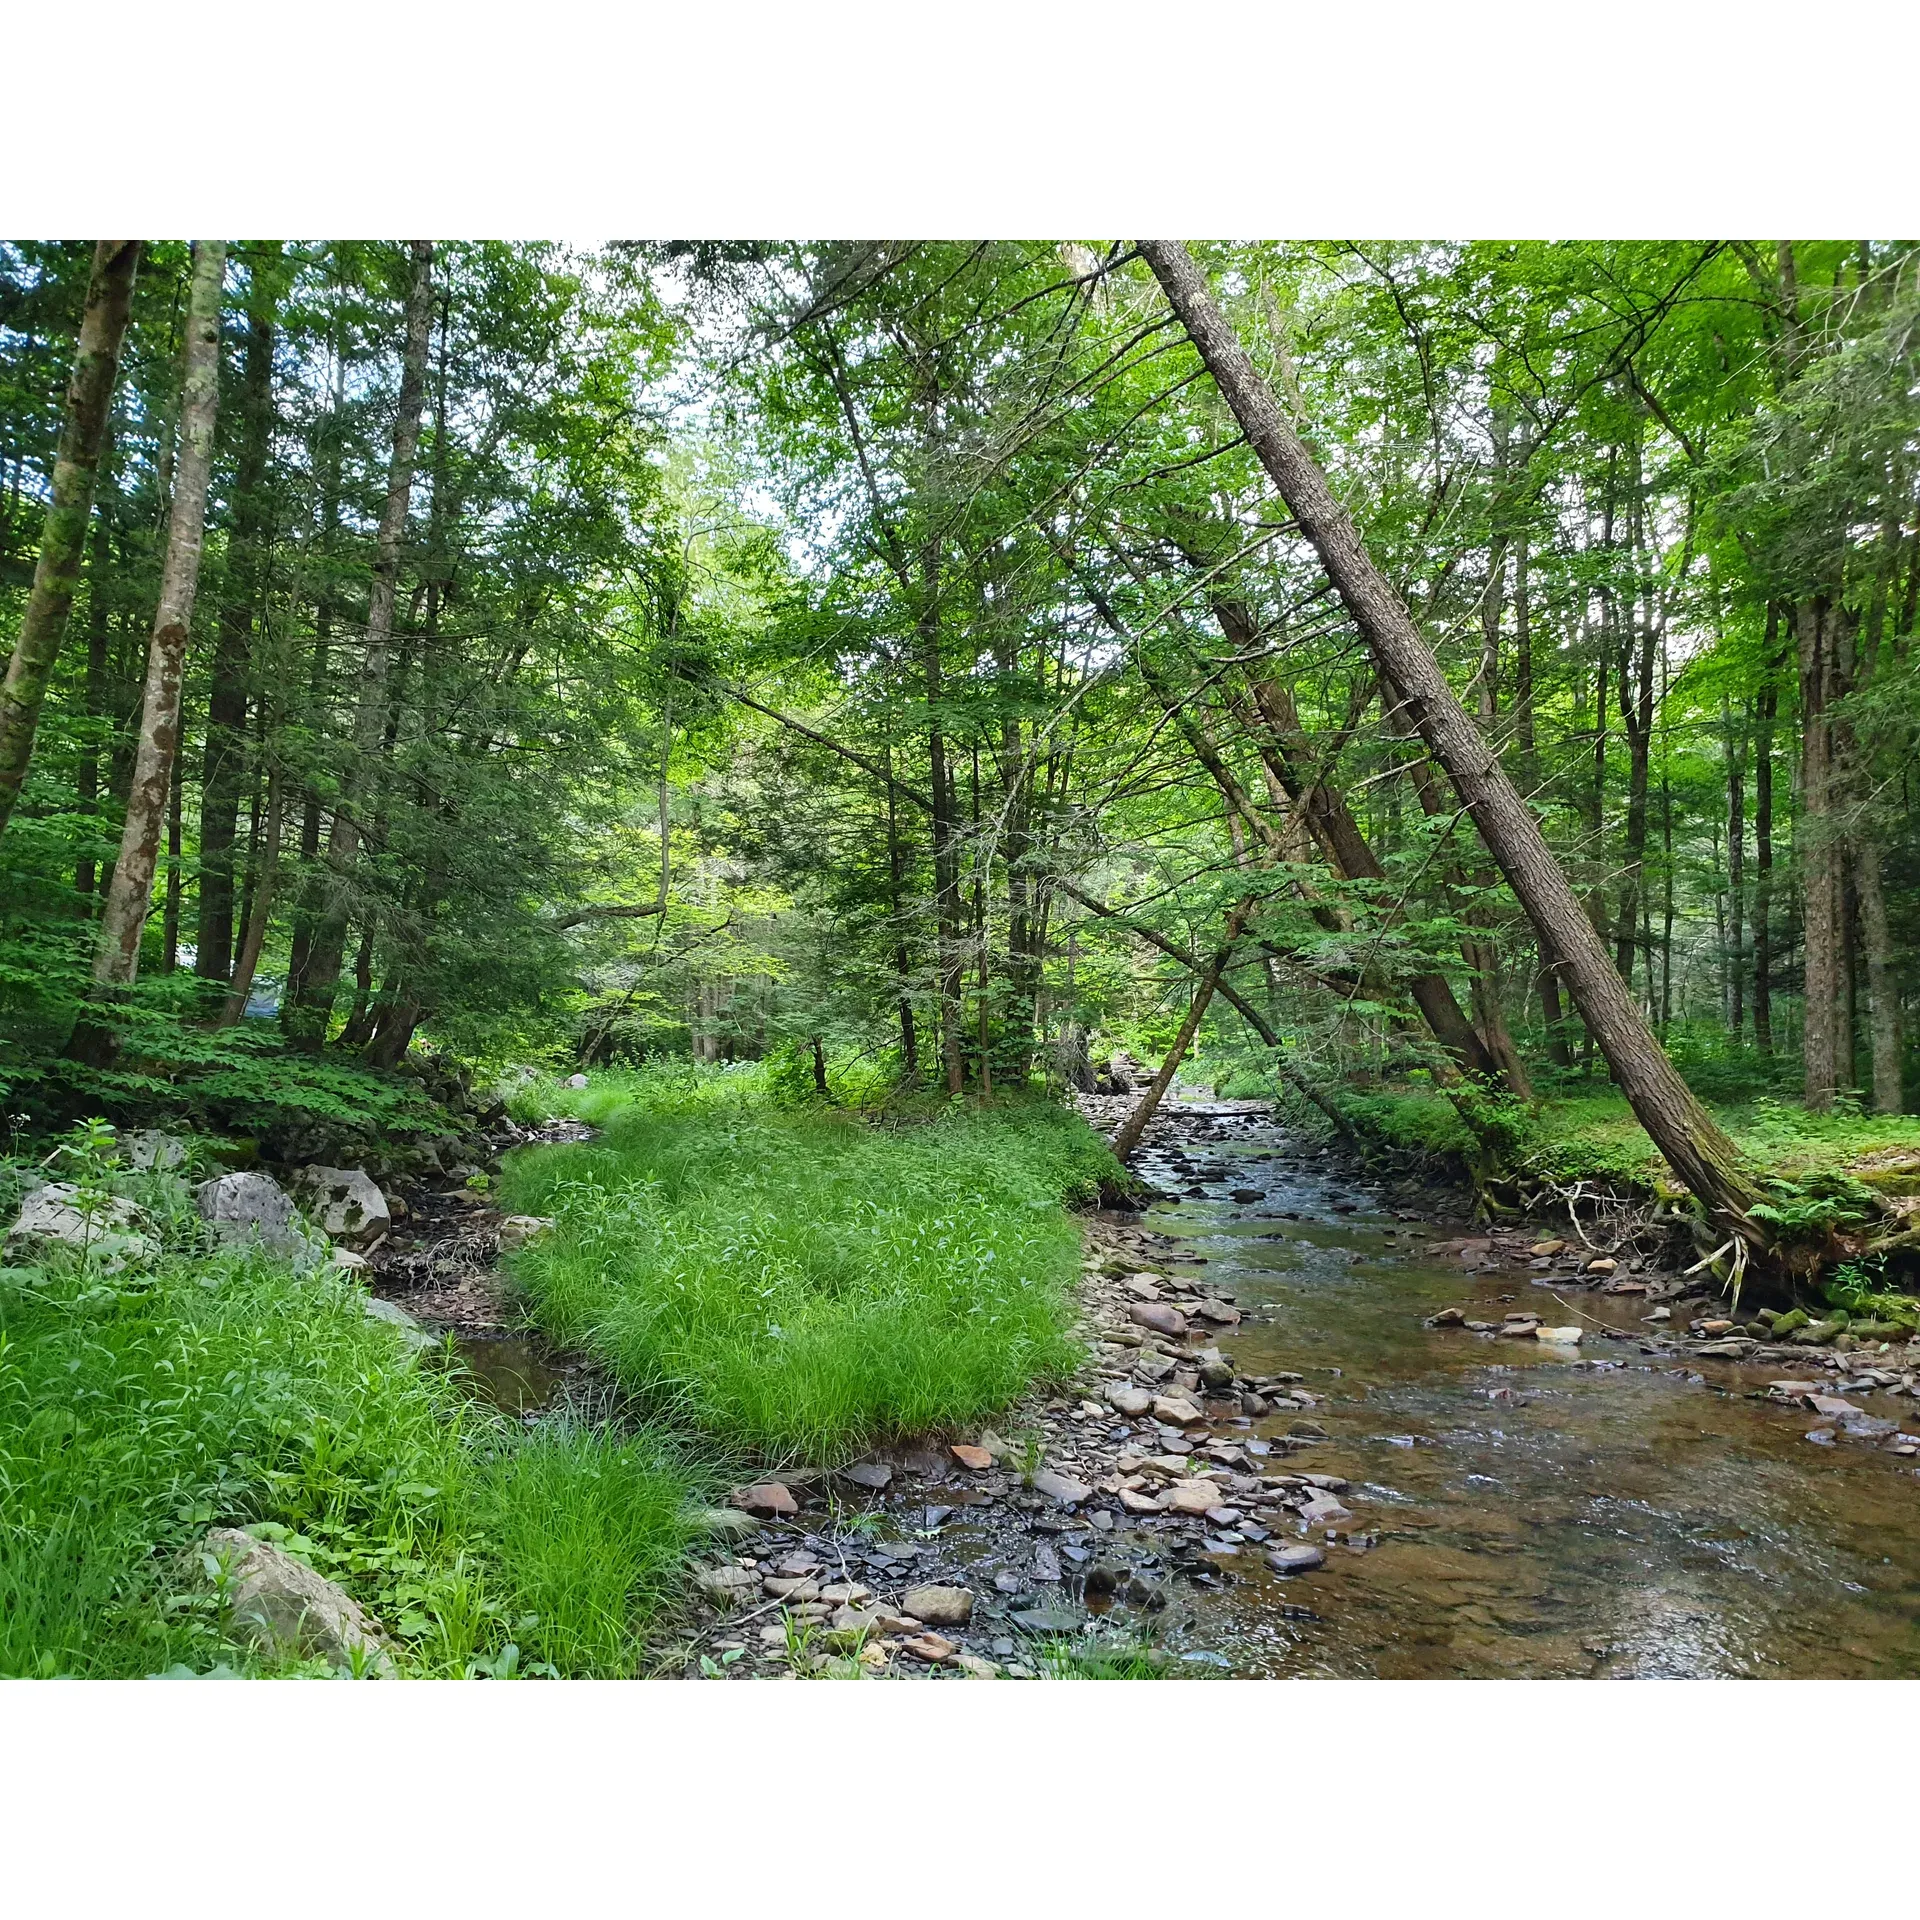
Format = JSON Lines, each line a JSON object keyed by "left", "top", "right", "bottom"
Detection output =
{"left": 500, "top": 1067, "right": 1120, "bottom": 1463}
{"left": 0, "top": 1136, "right": 702, "bottom": 1679}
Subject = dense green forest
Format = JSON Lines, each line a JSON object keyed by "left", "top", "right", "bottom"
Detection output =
{"left": 6, "top": 237, "right": 1920, "bottom": 1681}
{"left": 4, "top": 240, "right": 1914, "bottom": 1157}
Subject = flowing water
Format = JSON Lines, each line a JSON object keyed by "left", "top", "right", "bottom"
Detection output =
{"left": 1134, "top": 1100, "right": 1920, "bottom": 1678}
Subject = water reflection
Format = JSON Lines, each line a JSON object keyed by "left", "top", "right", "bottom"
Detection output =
{"left": 1133, "top": 1113, "right": 1920, "bottom": 1678}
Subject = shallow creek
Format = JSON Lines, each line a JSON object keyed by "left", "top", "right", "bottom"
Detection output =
{"left": 1132, "top": 1102, "right": 1920, "bottom": 1678}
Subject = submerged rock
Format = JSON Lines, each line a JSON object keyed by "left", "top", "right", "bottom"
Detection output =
{"left": 5, "top": 1183, "right": 156, "bottom": 1269}
{"left": 204, "top": 1527, "right": 394, "bottom": 1674}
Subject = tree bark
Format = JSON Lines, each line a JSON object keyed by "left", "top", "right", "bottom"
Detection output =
{"left": 285, "top": 240, "right": 435, "bottom": 1048}
{"left": 1795, "top": 596, "right": 1848, "bottom": 1110}
{"left": 1753, "top": 665, "right": 1777, "bottom": 1054}
{"left": 197, "top": 247, "right": 281, "bottom": 981}
{"left": 1854, "top": 836, "right": 1903, "bottom": 1113}
{"left": 86, "top": 242, "right": 225, "bottom": 995}
{"left": 0, "top": 241, "right": 143, "bottom": 842}
{"left": 1140, "top": 239, "right": 1758, "bottom": 1229}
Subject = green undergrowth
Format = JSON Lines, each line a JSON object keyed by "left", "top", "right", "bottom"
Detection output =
{"left": 1, "top": 1136, "right": 703, "bottom": 1679}
{"left": 499, "top": 1067, "right": 1120, "bottom": 1462}
{"left": 1331, "top": 1079, "right": 1920, "bottom": 1197}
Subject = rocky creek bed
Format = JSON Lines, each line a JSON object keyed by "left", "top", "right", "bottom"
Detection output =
{"left": 376, "top": 1093, "right": 1920, "bottom": 1680}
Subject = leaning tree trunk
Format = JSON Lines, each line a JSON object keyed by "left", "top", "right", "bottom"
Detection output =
{"left": 1139, "top": 239, "right": 1759, "bottom": 1234}
{"left": 86, "top": 241, "right": 226, "bottom": 996}
{"left": 0, "top": 241, "right": 143, "bottom": 842}
{"left": 1109, "top": 899, "right": 1251, "bottom": 1163}
{"left": 286, "top": 240, "right": 435, "bottom": 1048}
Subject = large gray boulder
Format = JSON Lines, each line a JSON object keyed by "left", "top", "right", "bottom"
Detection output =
{"left": 204, "top": 1528, "right": 394, "bottom": 1675}
{"left": 290, "top": 1165, "right": 391, "bottom": 1246}
{"left": 196, "top": 1171, "right": 318, "bottom": 1261}
{"left": 125, "top": 1129, "right": 190, "bottom": 1172}
{"left": 5, "top": 1182, "right": 156, "bottom": 1269}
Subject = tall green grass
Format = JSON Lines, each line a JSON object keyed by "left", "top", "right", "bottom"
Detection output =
{"left": 0, "top": 1147, "right": 702, "bottom": 1678}
{"left": 500, "top": 1071, "right": 1119, "bottom": 1461}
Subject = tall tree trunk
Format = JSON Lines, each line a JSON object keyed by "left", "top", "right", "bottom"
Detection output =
{"left": 1724, "top": 696, "right": 1746, "bottom": 1041}
{"left": 285, "top": 241, "right": 434, "bottom": 1048}
{"left": 84, "top": 242, "right": 225, "bottom": 1002}
{"left": 1795, "top": 596, "right": 1848, "bottom": 1110}
{"left": 1753, "top": 666, "right": 1777, "bottom": 1054}
{"left": 196, "top": 248, "right": 281, "bottom": 982}
{"left": 1141, "top": 239, "right": 1758, "bottom": 1230}
{"left": 74, "top": 470, "right": 117, "bottom": 896}
{"left": 1855, "top": 837, "right": 1903, "bottom": 1113}
{"left": 883, "top": 744, "right": 918, "bottom": 1080}
{"left": 0, "top": 241, "right": 142, "bottom": 842}
{"left": 161, "top": 747, "right": 184, "bottom": 974}
{"left": 920, "top": 536, "right": 964, "bottom": 1094}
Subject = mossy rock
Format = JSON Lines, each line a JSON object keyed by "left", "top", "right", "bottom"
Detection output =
{"left": 1846, "top": 1319, "right": 1910, "bottom": 1341}
{"left": 1769, "top": 1308, "right": 1810, "bottom": 1337}
{"left": 1790, "top": 1317, "right": 1844, "bottom": 1345}
{"left": 1853, "top": 1161, "right": 1920, "bottom": 1197}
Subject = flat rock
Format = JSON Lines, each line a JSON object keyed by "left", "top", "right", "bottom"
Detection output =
{"left": 1265, "top": 1544, "right": 1326, "bottom": 1575}
{"left": 902, "top": 1584, "right": 974, "bottom": 1627}
{"left": 694, "top": 1563, "right": 760, "bottom": 1601}
{"left": 1529, "top": 1239, "right": 1567, "bottom": 1257}
{"left": 1009, "top": 1608, "right": 1080, "bottom": 1635}
{"left": 1104, "top": 1383, "right": 1154, "bottom": 1417}
{"left": 1534, "top": 1325, "right": 1583, "bottom": 1345}
{"left": 899, "top": 1632, "right": 956, "bottom": 1663}
{"left": 1428, "top": 1307, "right": 1466, "bottom": 1327}
{"left": 841, "top": 1460, "right": 893, "bottom": 1490}
{"left": 1165, "top": 1480, "right": 1220, "bottom": 1515}
{"left": 1129, "top": 1301, "right": 1188, "bottom": 1337}
{"left": 7, "top": 1182, "right": 156, "bottom": 1270}
{"left": 204, "top": 1527, "right": 392, "bottom": 1674}
{"left": 1031, "top": 1469, "right": 1092, "bottom": 1507}
{"left": 731, "top": 1482, "right": 798, "bottom": 1518}
{"left": 1151, "top": 1394, "right": 1206, "bottom": 1426}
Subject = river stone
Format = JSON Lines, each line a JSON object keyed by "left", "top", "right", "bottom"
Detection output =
{"left": 498, "top": 1215, "right": 556, "bottom": 1254}
{"left": 1534, "top": 1325, "right": 1583, "bottom": 1344}
{"left": 1299, "top": 1493, "right": 1353, "bottom": 1525}
{"left": 695, "top": 1563, "right": 760, "bottom": 1601}
{"left": 902, "top": 1584, "right": 973, "bottom": 1627}
{"left": 6, "top": 1183, "right": 156, "bottom": 1270}
{"left": 842, "top": 1460, "right": 893, "bottom": 1490}
{"left": 362, "top": 1297, "right": 436, "bottom": 1351}
{"left": 899, "top": 1632, "right": 956, "bottom": 1663}
{"left": 731, "top": 1482, "right": 798, "bottom": 1517}
{"left": 205, "top": 1527, "right": 394, "bottom": 1674}
{"left": 1266, "top": 1544, "right": 1325, "bottom": 1575}
{"left": 1010, "top": 1607, "right": 1080, "bottom": 1634}
{"left": 1165, "top": 1479, "right": 1220, "bottom": 1515}
{"left": 1152, "top": 1393, "right": 1206, "bottom": 1426}
{"left": 197, "top": 1172, "right": 314, "bottom": 1259}
{"left": 565, "top": 1073, "right": 588, "bottom": 1088}
{"left": 290, "top": 1166, "right": 391, "bottom": 1246}
{"left": 1031, "top": 1469, "right": 1092, "bottom": 1506}
{"left": 1104, "top": 1382, "right": 1154, "bottom": 1417}
{"left": 331, "top": 1246, "right": 370, "bottom": 1273}
{"left": 949, "top": 1443, "right": 994, "bottom": 1470}
{"left": 1129, "top": 1301, "right": 1188, "bottom": 1337}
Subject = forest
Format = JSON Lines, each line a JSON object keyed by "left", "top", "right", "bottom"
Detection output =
{"left": 4, "top": 237, "right": 1919, "bottom": 1682}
